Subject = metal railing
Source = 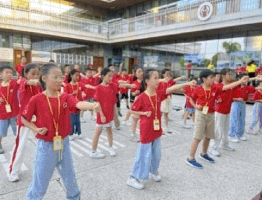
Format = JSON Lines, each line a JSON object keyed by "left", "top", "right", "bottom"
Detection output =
{"left": 0, "top": 0, "right": 261, "bottom": 42}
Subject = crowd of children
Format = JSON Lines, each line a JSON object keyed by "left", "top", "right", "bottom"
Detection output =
{"left": 1, "top": 60, "right": 262, "bottom": 198}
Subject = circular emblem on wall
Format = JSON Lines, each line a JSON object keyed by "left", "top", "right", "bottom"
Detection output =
{"left": 197, "top": 2, "right": 213, "bottom": 21}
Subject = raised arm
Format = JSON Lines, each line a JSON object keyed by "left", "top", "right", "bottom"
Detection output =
{"left": 166, "top": 80, "right": 197, "bottom": 95}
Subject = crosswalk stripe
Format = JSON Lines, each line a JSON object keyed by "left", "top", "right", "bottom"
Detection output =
{"left": 78, "top": 139, "right": 102, "bottom": 152}
{"left": 84, "top": 138, "right": 111, "bottom": 151}
{"left": 0, "top": 154, "right": 6, "bottom": 163}
{"left": 100, "top": 135, "right": 126, "bottom": 147}
{"left": 70, "top": 146, "right": 84, "bottom": 157}
{"left": 70, "top": 141, "right": 91, "bottom": 154}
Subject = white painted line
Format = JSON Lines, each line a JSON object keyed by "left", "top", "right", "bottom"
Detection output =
{"left": 21, "top": 163, "right": 28, "bottom": 171}
{"left": 78, "top": 139, "right": 102, "bottom": 152}
{"left": 84, "top": 138, "right": 109, "bottom": 151}
{"left": 70, "top": 141, "right": 91, "bottom": 155}
{"left": 70, "top": 146, "right": 84, "bottom": 157}
{"left": 0, "top": 154, "right": 6, "bottom": 163}
{"left": 100, "top": 135, "right": 126, "bottom": 147}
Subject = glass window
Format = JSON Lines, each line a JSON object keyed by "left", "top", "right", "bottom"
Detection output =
{"left": 23, "top": 35, "right": 31, "bottom": 50}
{"left": 0, "top": 33, "right": 12, "bottom": 48}
{"left": 41, "top": 39, "right": 52, "bottom": 52}
{"left": 217, "top": 1, "right": 226, "bottom": 15}
{"left": 31, "top": 36, "right": 42, "bottom": 51}
{"left": 13, "top": 34, "right": 22, "bottom": 48}
{"left": 240, "top": 0, "right": 259, "bottom": 11}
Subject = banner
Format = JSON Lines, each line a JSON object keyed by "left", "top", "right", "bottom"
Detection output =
{"left": 0, "top": 48, "right": 13, "bottom": 61}
{"left": 31, "top": 51, "right": 51, "bottom": 63}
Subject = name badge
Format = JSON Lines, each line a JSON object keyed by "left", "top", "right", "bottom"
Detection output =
{"left": 5, "top": 104, "right": 11, "bottom": 113}
{"left": 202, "top": 106, "right": 209, "bottom": 115}
{"left": 153, "top": 119, "right": 160, "bottom": 131}
{"left": 53, "top": 135, "right": 63, "bottom": 151}
{"left": 31, "top": 115, "right": 37, "bottom": 122}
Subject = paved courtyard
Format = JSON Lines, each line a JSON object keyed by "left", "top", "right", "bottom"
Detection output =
{"left": 0, "top": 94, "right": 261, "bottom": 200}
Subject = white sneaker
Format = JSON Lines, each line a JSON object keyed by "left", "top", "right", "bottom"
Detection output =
{"left": 228, "top": 136, "right": 239, "bottom": 143}
{"left": 182, "top": 124, "right": 191, "bottom": 129}
{"left": 127, "top": 177, "right": 144, "bottom": 190}
{"left": 246, "top": 129, "right": 257, "bottom": 135}
{"left": 135, "top": 128, "right": 140, "bottom": 134}
{"left": 219, "top": 144, "right": 235, "bottom": 151}
{"left": 108, "top": 147, "right": 116, "bottom": 157}
{"left": 80, "top": 118, "right": 86, "bottom": 123}
{"left": 78, "top": 134, "right": 83, "bottom": 139}
{"left": 69, "top": 135, "right": 74, "bottom": 141}
{"left": 130, "top": 134, "right": 139, "bottom": 142}
{"left": 239, "top": 135, "right": 247, "bottom": 141}
{"left": 9, "top": 173, "right": 19, "bottom": 182}
{"left": 152, "top": 172, "right": 161, "bottom": 182}
{"left": 208, "top": 148, "right": 220, "bottom": 157}
{"left": 90, "top": 151, "right": 106, "bottom": 159}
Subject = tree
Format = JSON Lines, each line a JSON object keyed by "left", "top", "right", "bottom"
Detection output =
{"left": 180, "top": 56, "right": 184, "bottom": 68}
{"left": 222, "top": 41, "right": 242, "bottom": 54}
{"left": 212, "top": 53, "right": 218, "bottom": 66}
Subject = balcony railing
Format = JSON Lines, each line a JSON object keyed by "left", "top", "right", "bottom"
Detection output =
{"left": 0, "top": 0, "right": 261, "bottom": 43}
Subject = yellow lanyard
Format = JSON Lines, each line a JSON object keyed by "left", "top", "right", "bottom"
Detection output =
{"left": 45, "top": 92, "right": 60, "bottom": 134}
{"left": 203, "top": 87, "right": 211, "bottom": 106}
{"left": 145, "top": 91, "right": 158, "bottom": 119}
{"left": 71, "top": 83, "right": 78, "bottom": 97}
{"left": 0, "top": 81, "right": 10, "bottom": 104}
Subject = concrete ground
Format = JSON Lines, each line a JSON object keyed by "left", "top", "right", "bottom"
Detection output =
{"left": 0, "top": 94, "right": 261, "bottom": 200}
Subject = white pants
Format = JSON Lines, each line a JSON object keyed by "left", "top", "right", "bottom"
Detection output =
{"left": 9, "top": 126, "right": 33, "bottom": 175}
{"left": 210, "top": 112, "right": 230, "bottom": 149}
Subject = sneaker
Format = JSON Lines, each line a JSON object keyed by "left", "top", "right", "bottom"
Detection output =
{"left": 239, "top": 135, "right": 247, "bottom": 141}
{"left": 182, "top": 124, "right": 191, "bottom": 129}
{"left": 219, "top": 144, "right": 235, "bottom": 151}
{"left": 116, "top": 126, "right": 121, "bottom": 130}
{"left": 127, "top": 176, "right": 144, "bottom": 190}
{"left": 78, "top": 134, "right": 83, "bottom": 139}
{"left": 126, "top": 105, "right": 130, "bottom": 109}
{"left": 9, "top": 173, "right": 19, "bottom": 182}
{"left": 228, "top": 136, "right": 239, "bottom": 143}
{"left": 152, "top": 172, "right": 161, "bottom": 182}
{"left": 208, "top": 148, "right": 220, "bottom": 157}
{"left": 0, "top": 144, "right": 4, "bottom": 154}
{"left": 80, "top": 119, "right": 86, "bottom": 123}
{"left": 166, "top": 127, "right": 172, "bottom": 134}
{"left": 186, "top": 158, "right": 203, "bottom": 169}
{"left": 135, "top": 128, "right": 140, "bottom": 135}
{"left": 199, "top": 153, "right": 215, "bottom": 163}
{"left": 246, "top": 129, "right": 257, "bottom": 135}
{"left": 90, "top": 151, "right": 106, "bottom": 159}
{"left": 130, "top": 134, "right": 139, "bottom": 142}
{"left": 69, "top": 135, "right": 74, "bottom": 141}
{"left": 118, "top": 111, "right": 122, "bottom": 117}
{"left": 108, "top": 147, "right": 116, "bottom": 157}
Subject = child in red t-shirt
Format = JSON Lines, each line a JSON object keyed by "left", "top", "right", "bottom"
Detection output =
{"left": 21, "top": 63, "right": 99, "bottom": 199}
{"left": 187, "top": 69, "right": 249, "bottom": 169}
{"left": 122, "top": 66, "right": 144, "bottom": 143}
{"left": 62, "top": 64, "right": 71, "bottom": 87}
{"left": 80, "top": 68, "right": 96, "bottom": 122}
{"left": 119, "top": 69, "right": 130, "bottom": 109}
{"left": 0, "top": 66, "right": 20, "bottom": 154}
{"left": 64, "top": 69, "right": 85, "bottom": 140}
{"left": 247, "top": 81, "right": 262, "bottom": 134}
{"left": 9, "top": 63, "right": 42, "bottom": 182}
{"left": 90, "top": 68, "right": 135, "bottom": 159}
{"left": 182, "top": 77, "right": 197, "bottom": 129}
{"left": 127, "top": 68, "right": 196, "bottom": 190}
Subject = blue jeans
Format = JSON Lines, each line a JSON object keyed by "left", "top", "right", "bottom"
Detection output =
{"left": 0, "top": 117, "right": 17, "bottom": 137}
{"left": 131, "top": 137, "right": 161, "bottom": 180}
{"left": 26, "top": 137, "right": 80, "bottom": 200}
{"left": 228, "top": 102, "right": 246, "bottom": 138}
{"left": 70, "top": 113, "right": 81, "bottom": 136}
{"left": 249, "top": 102, "right": 262, "bottom": 129}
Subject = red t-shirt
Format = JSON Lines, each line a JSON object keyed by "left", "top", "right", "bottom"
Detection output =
{"left": 192, "top": 83, "right": 223, "bottom": 113}
{"left": 15, "top": 64, "right": 25, "bottom": 76}
{"left": 255, "top": 68, "right": 262, "bottom": 76}
{"left": 94, "top": 82, "right": 118, "bottom": 124}
{"left": 215, "top": 83, "right": 234, "bottom": 114}
{"left": 232, "top": 85, "right": 255, "bottom": 101}
{"left": 118, "top": 75, "right": 129, "bottom": 94}
{"left": 157, "top": 79, "right": 175, "bottom": 97}
{"left": 184, "top": 85, "right": 195, "bottom": 108}
{"left": 129, "top": 74, "right": 134, "bottom": 83}
{"left": 0, "top": 80, "right": 19, "bottom": 120}
{"left": 186, "top": 63, "right": 192, "bottom": 71}
{"left": 252, "top": 90, "right": 262, "bottom": 101}
{"left": 81, "top": 77, "right": 95, "bottom": 100}
{"left": 241, "top": 67, "right": 247, "bottom": 73}
{"left": 132, "top": 90, "right": 167, "bottom": 144}
{"left": 63, "top": 74, "right": 69, "bottom": 85}
{"left": 93, "top": 76, "right": 100, "bottom": 86}
{"left": 17, "top": 79, "right": 42, "bottom": 126}
{"left": 64, "top": 83, "right": 83, "bottom": 114}
{"left": 131, "top": 80, "right": 141, "bottom": 93}
{"left": 22, "top": 93, "right": 79, "bottom": 142}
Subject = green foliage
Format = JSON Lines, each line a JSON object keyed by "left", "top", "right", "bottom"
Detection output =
{"left": 203, "top": 58, "right": 211, "bottom": 67}
{"left": 222, "top": 41, "right": 242, "bottom": 54}
{"left": 180, "top": 56, "right": 184, "bottom": 68}
{"left": 212, "top": 53, "right": 218, "bottom": 66}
